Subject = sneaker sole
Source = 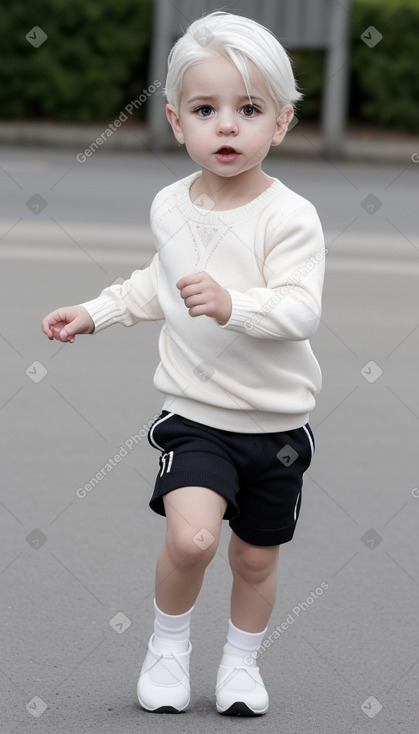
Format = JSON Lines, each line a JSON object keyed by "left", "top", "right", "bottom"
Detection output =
{"left": 139, "top": 701, "right": 186, "bottom": 714}
{"left": 217, "top": 701, "right": 268, "bottom": 716}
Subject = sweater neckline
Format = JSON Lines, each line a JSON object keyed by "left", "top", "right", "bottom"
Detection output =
{"left": 177, "top": 171, "right": 282, "bottom": 225}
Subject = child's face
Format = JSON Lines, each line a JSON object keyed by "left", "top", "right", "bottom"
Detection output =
{"left": 166, "top": 54, "right": 293, "bottom": 180}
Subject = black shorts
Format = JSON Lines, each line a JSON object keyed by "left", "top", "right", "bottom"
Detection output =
{"left": 147, "top": 411, "right": 315, "bottom": 547}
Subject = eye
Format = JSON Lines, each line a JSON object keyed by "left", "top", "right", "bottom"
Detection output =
{"left": 195, "top": 105, "right": 214, "bottom": 117}
{"left": 241, "top": 104, "right": 259, "bottom": 117}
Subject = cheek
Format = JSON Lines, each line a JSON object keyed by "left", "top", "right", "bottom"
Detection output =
{"left": 183, "top": 127, "right": 208, "bottom": 153}
{"left": 248, "top": 123, "right": 275, "bottom": 147}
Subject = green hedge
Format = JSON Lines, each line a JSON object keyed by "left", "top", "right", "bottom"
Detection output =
{"left": 292, "top": 0, "right": 419, "bottom": 132}
{"left": 0, "top": 0, "right": 153, "bottom": 121}
{"left": 0, "top": 0, "right": 418, "bottom": 131}
{"left": 350, "top": 0, "right": 419, "bottom": 132}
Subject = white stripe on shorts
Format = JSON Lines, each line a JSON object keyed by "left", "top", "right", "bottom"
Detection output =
{"left": 148, "top": 412, "right": 175, "bottom": 451}
{"left": 301, "top": 425, "right": 315, "bottom": 461}
{"left": 294, "top": 492, "right": 301, "bottom": 521}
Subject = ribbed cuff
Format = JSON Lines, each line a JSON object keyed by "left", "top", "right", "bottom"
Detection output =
{"left": 218, "top": 289, "right": 255, "bottom": 332}
{"left": 80, "top": 296, "right": 125, "bottom": 333}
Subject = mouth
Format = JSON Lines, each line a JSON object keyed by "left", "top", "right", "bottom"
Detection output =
{"left": 214, "top": 146, "right": 240, "bottom": 161}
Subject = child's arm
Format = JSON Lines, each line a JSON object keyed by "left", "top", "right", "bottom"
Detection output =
{"left": 42, "top": 254, "right": 164, "bottom": 342}
{"left": 177, "top": 204, "right": 325, "bottom": 340}
{"left": 217, "top": 205, "right": 325, "bottom": 340}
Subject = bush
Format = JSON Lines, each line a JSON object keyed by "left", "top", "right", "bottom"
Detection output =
{"left": 1, "top": 0, "right": 419, "bottom": 131}
{"left": 290, "top": 50, "right": 325, "bottom": 122}
{"left": 350, "top": 0, "right": 419, "bottom": 132}
{"left": 291, "top": 0, "right": 419, "bottom": 132}
{"left": 0, "top": 0, "right": 153, "bottom": 121}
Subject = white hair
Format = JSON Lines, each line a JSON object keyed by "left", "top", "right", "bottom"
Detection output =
{"left": 164, "top": 11, "right": 302, "bottom": 111}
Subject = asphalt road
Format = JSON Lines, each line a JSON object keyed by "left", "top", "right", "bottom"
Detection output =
{"left": 1, "top": 147, "right": 419, "bottom": 734}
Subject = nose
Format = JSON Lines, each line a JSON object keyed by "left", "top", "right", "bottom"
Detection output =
{"left": 216, "top": 108, "right": 238, "bottom": 135}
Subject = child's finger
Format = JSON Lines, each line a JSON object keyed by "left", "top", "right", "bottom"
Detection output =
{"left": 60, "top": 313, "right": 89, "bottom": 341}
{"left": 42, "top": 311, "right": 65, "bottom": 335}
{"left": 59, "top": 330, "right": 75, "bottom": 343}
{"left": 176, "top": 272, "right": 205, "bottom": 290}
{"left": 42, "top": 316, "right": 58, "bottom": 339}
{"left": 179, "top": 281, "right": 205, "bottom": 301}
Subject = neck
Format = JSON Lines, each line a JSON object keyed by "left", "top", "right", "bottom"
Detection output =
{"left": 191, "top": 167, "right": 272, "bottom": 211}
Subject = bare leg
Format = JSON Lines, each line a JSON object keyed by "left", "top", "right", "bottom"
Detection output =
{"left": 228, "top": 532, "right": 280, "bottom": 632}
{"left": 155, "top": 486, "right": 228, "bottom": 614}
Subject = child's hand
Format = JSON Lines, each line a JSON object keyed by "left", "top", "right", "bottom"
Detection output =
{"left": 41, "top": 306, "right": 94, "bottom": 343}
{"left": 176, "top": 272, "right": 232, "bottom": 325}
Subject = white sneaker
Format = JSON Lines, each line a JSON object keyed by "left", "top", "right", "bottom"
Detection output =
{"left": 137, "top": 634, "right": 191, "bottom": 713}
{"left": 215, "top": 664, "right": 269, "bottom": 716}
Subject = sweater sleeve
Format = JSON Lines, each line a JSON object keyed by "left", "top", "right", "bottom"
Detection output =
{"left": 80, "top": 252, "right": 164, "bottom": 332}
{"left": 220, "top": 204, "right": 325, "bottom": 340}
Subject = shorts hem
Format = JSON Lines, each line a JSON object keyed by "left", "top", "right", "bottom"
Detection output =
{"left": 149, "top": 470, "right": 239, "bottom": 520}
{"left": 229, "top": 518, "right": 298, "bottom": 547}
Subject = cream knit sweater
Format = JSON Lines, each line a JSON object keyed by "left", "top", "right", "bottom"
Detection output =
{"left": 81, "top": 171, "right": 325, "bottom": 433}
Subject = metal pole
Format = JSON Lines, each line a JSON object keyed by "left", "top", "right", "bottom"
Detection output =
{"left": 322, "top": 0, "right": 352, "bottom": 158}
{"left": 147, "top": 0, "right": 175, "bottom": 151}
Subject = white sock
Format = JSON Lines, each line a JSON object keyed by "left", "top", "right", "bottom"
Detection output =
{"left": 152, "top": 598, "right": 194, "bottom": 654}
{"left": 220, "top": 618, "right": 267, "bottom": 668}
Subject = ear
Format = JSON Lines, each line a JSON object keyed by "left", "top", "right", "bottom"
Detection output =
{"left": 271, "top": 104, "right": 295, "bottom": 146}
{"left": 166, "top": 104, "right": 185, "bottom": 145}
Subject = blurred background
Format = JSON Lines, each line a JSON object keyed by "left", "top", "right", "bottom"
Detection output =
{"left": 0, "top": 0, "right": 418, "bottom": 151}
{"left": 1, "top": 2, "right": 419, "bottom": 734}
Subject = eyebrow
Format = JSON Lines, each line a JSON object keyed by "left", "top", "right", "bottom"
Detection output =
{"left": 186, "top": 94, "right": 265, "bottom": 104}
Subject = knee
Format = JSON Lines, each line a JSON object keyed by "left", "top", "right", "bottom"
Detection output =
{"left": 230, "top": 545, "right": 278, "bottom": 584}
{"left": 166, "top": 526, "right": 219, "bottom": 568}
